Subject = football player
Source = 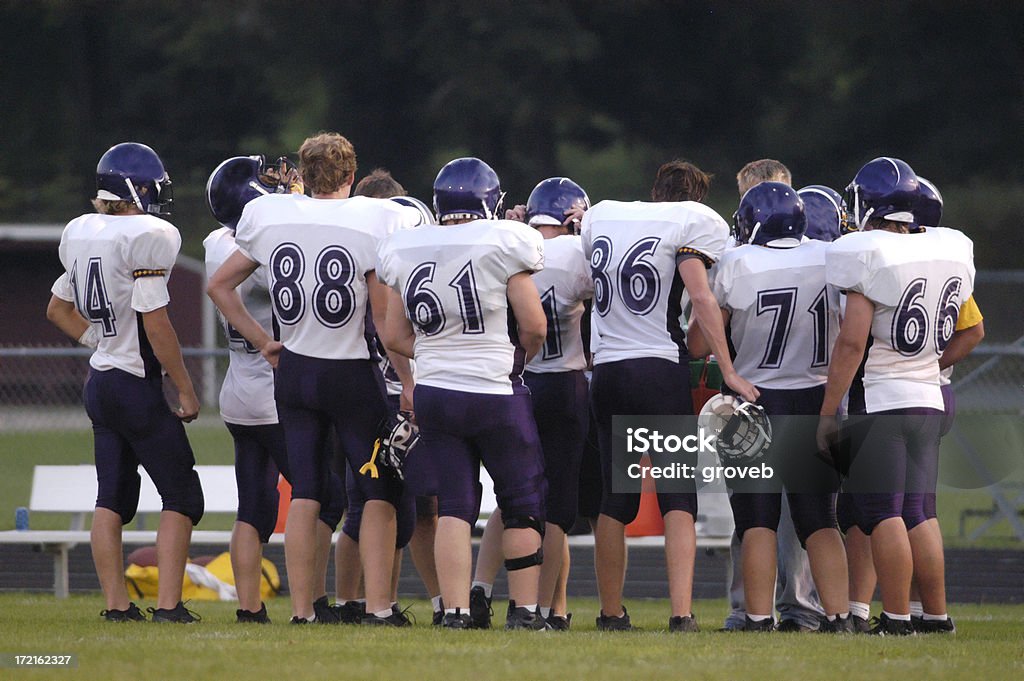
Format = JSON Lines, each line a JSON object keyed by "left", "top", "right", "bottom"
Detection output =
{"left": 818, "top": 157, "right": 975, "bottom": 635}
{"left": 207, "top": 132, "right": 417, "bottom": 625}
{"left": 331, "top": 170, "right": 434, "bottom": 626}
{"left": 798, "top": 185, "right": 849, "bottom": 242}
{"left": 838, "top": 175, "right": 984, "bottom": 633}
{"left": 470, "top": 177, "right": 593, "bottom": 630}
{"left": 707, "top": 182, "right": 851, "bottom": 632}
{"left": 46, "top": 142, "right": 204, "bottom": 623}
{"left": 710, "top": 161, "right": 826, "bottom": 634}
{"left": 204, "top": 155, "right": 347, "bottom": 624}
{"left": 582, "top": 173, "right": 757, "bottom": 633}
{"left": 377, "top": 157, "right": 549, "bottom": 630}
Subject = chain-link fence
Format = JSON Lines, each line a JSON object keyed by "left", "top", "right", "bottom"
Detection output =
{"left": 0, "top": 347, "right": 228, "bottom": 431}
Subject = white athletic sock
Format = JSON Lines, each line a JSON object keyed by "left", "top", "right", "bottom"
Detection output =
{"left": 445, "top": 607, "right": 461, "bottom": 615}
{"left": 883, "top": 610, "right": 911, "bottom": 621}
{"left": 517, "top": 603, "right": 537, "bottom": 612}
{"left": 431, "top": 596, "right": 443, "bottom": 612}
{"left": 922, "top": 612, "right": 948, "bottom": 621}
{"left": 825, "top": 612, "right": 850, "bottom": 622}
{"left": 472, "top": 581, "right": 493, "bottom": 598}
{"left": 374, "top": 608, "right": 393, "bottom": 619}
{"left": 909, "top": 601, "right": 924, "bottom": 617}
{"left": 748, "top": 613, "right": 772, "bottom": 622}
{"left": 539, "top": 607, "right": 551, "bottom": 619}
{"left": 849, "top": 601, "right": 871, "bottom": 620}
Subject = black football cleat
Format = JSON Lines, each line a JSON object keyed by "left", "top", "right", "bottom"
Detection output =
{"left": 290, "top": 616, "right": 313, "bottom": 625}
{"left": 236, "top": 602, "right": 271, "bottom": 624}
{"left": 101, "top": 602, "right": 147, "bottom": 622}
{"left": 670, "top": 615, "right": 701, "bottom": 632}
{"left": 868, "top": 613, "right": 915, "bottom": 636}
{"left": 819, "top": 615, "right": 854, "bottom": 633}
{"left": 312, "top": 595, "right": 343, "bottom": 624}
{"left": 776, "top": 618, "right": 816, "bottom": 632}
{"left": 850, "top": 614, "right": 872, "bottom": 634}
{"left": 441, "top": 609, "right": 474, "bottom": 630}
{"left": 505, "top": 605, "right": 548, "bottom": 631}
{"left": 361, "top": 608, "right": 413, "bottom": 627}
{"left": 743, "top": 616, "right": 774, "bottom": 632}
{"left": 469, "top": 586, "right": 493, "bottom": 630}
{"left": 148, "top": 602, "right": 200, "bottom": 624}
{"left": 546, "top": 613, "right": 572, "bottom": 631}
{"left": 596, "top": 607, "right": 632, "bottom": 631}
{"left": 916, "top": 616, "right": 956, "bottom": 634}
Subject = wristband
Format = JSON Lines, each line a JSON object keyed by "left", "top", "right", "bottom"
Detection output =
{"left": 78, "top": 326, "right": 99, "bottom": 349}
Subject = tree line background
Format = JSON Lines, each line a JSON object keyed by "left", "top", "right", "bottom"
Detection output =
{"left": 1, "top": 0, "right": 1022, "bottom": 267}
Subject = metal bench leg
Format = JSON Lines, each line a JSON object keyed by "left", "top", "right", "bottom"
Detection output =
{"left": 53, "top": 545, "right": 70, "bottom": 599}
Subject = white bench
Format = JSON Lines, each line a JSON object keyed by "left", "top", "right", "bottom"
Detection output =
{"left": 1, "top": 465, "right": 732, "bottom": 598}
{"left": 0, "top": 465, "right": 243, "bottom": 598}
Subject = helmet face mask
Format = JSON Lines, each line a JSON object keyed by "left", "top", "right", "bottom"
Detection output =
{"left": 432, "top": 157, "right": 502, "bottom": 223}
{"left": 698, "top": 394, "right": 773, "bottom": 464}
{"left": 526, "top": 177, "right": 590, "bottom": 232}
{"left": 732, "top": 181, "right": 807, "bottom": 246}
{"left": 845, "top": 157, "right": 919, "bottom": 230}
{"left": 95, "top": 142, "right": 173, "bottom": 215}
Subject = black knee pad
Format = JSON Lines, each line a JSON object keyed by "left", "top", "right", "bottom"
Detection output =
{"left": 505, "top": 547, "right": 544, "bottom": 572}
{"left": 502, "top": 513, "right": 545, "bottom": 537}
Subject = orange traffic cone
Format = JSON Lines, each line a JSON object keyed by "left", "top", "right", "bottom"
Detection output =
{"left": 274, "top": 476, "right": 292, "bottom": 534}
{"left": 625, "top": 455, "right": 665, "bottom": 537}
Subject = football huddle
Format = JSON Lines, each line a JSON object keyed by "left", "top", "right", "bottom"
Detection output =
{"left": 45, "top": 131, "right": 980, "bottom": 636}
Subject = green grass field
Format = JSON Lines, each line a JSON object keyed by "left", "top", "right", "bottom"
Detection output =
{"left": 1, "top": 596, "right": 1021, "bottom": 681}
{"left": 2, "top": 426, "right": 1021, "bottom": 546}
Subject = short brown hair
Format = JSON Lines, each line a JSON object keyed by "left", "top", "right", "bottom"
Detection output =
{"left": 353, "top": 168, "right": 406, "bottom": 199}
{"left": 865, "top": 217, "right": 910, "bottom": 234}
{"left": 737, "top": 159, "right": 792, "bottom": 196}
{"left": 298, "top": 132, "right": 357, "bottom": 195}
{"left": 651, "top": 160, "right": 712, "bottom": 203}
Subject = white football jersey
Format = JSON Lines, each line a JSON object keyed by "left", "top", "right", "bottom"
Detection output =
{"left": 827, "top": 227, "right": 975, "bottom": 412}
{"left": 527, "top": 234, "right": 593, "bottom": 374}
{"left": 581, "top": 200, "right": 729, "bottom": 365}
{"left": 204, "top": 227, "right": 278, "bottom": 425}
{"left": 714, "top": 240, "right": 840, "bottom": 389}
{"left": 51, "top": 213, "right": 180, "bottom": 378}
{"left": 377, "top": 219, "right": 545, "bottom": 395}
{"left": 234, "top": 194, "right": 417, "bottom": 360}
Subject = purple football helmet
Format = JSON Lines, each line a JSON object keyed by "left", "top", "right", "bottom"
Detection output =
{"left": 797, "top": 185, "right": 849, "bottom": 241}
{"left": 913, "top": 176, "right": 943, "bottom": 229}
{"left": 525, "top": 177, "right": 590, "bottom": 230}
{"left": 733, "top": 182, "right": 807, "bottom": 245}
{"left": 206, "top": 155, "right": 295, "bottom": 230}
{"left": 390, "top": 195, "right": 436, "bottom": 226}
{"left": 95, "top": 142, "right": 172, "bottom": 215}
{"left": 845, "top": 157, "right": 919, "bottom": 229}
{"left": 433, "top": 157, "right": 503, "bottom": 222}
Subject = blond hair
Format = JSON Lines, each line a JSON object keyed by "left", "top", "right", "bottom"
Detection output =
{"left": 737, "top": 159, "right": 792, "bottom": 196}
{"left": 298, "top": 132, "right": 357, "bottom": 195}
{"left": 91, "top": 198, "right": 138, "bottom": 215}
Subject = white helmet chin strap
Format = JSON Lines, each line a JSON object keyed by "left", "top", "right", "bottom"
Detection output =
{"left": 747, "top": 221, "right": 762, "bottom": 244}
{"left": 249, "top": 181, "right": 270, "bottom": 195}
{"left": 124, "top": 177, "right": 144, "bottom": 212}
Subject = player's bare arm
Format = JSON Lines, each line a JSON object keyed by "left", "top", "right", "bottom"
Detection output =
{"left": 939, "top": 320, "right": 984, "bottom": 370}
{"left": 45, "top": 295, "right": 92, "bottom": 346}
{"left": 507, "top": 271, "right": 547, "bottom": 363}
{"left": 141, "top": 306, "right": 199, "bottom": 422}
{"left": 368, "top": 271, "right": 415, "bottom": 411}
{"left": 206, "top": 250, "right": 280, "bottom": 366}
{"left": 679, "top": 258, "right": 758, "bottom": 402}
{"left": 816, "top": 291, "right": 873, "bottom": 452}
{"left": 684, "top": 307, "right": 729, "bottom": 360}
{"left": 382, "top": 286, "right": 416, "bottom": 360}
